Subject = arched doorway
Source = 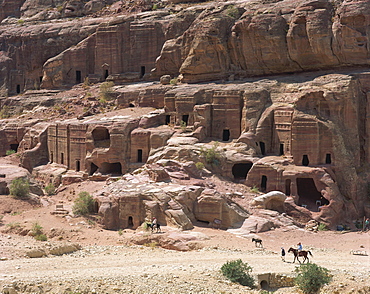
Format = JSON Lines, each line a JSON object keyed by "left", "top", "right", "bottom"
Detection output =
{"left": 222, "top": 129, "right": 230, "bottom": 141}
{"left": 261, "top": 175, "right": 267, "bottom": 192}
{"left": 302, "top": 155, "right": 309, "bottom": 166}
{"left": 128, "top": 216, "right": 134, "bottom": 228}
{"left": 232, "top": 162, "right": 253, "bottom": 180}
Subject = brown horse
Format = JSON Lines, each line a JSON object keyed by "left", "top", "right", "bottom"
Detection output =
{"left": 288, "top": 247, "right": 312, "bottom": 263}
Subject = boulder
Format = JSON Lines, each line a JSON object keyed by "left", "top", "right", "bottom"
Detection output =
{"left": 251, "top": 191, "right": 287, "bottom": 213}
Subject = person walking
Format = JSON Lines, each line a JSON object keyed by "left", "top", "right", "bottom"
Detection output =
{"left": 281, "top": 247, "right": 286, "bottom": 262}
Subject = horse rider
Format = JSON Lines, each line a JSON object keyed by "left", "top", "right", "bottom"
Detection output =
{"left": 297, "top": 242, "right": 303, "bottom": 252}
{"left": 152, "top": 217, "right": 157, "bottom": 226}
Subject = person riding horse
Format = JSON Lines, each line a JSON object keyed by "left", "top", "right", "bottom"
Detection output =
{"left": 288, "top": 247, "right": 312, "bottom": 263}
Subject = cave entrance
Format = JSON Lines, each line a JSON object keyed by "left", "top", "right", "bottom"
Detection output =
{"left": 100, "top": 162, "right": 122, "bottom": 175}
{"left": 285, "top": 179, "right": 291, "bottom": 196}
{"left": 302, "top": 154, "right": 309, "bottom": 166}
{"left": 259, "top": 141, "right": 266, "bottom": 155}
{"left": 90, "top": 162, "right": 98, "bottom": 175}
{"left": 104, "top": 70, "right": 109, "bottom": 79}
{"left": 260, "top": 280, "right": 269, "bottom": 291}
{"left": 222, "top": 129, "right": 230, "bottom": 141}
{"left": 92, "top": 127, "right": 110, "bottom": 148}
{"left": 326, "top": 153, "right": 332, "bottom": 164}
{"left": 137, "top": 149, "right": 143, "bottom": 163}
{"left": 166, "top": 115, "right": 171, "bottom": 125}
{"left": 128, "top": 216, "right": 134, "bottom": 228}
{"left": 75, "top": 160, "right": 80, "bottom": 172}
{"left": 261, "top": 175, "right": 267, "bottom": 192}
{"left": 297, "top": 178, "right": 329, "bottom": 211}
{"left": 10, "top": 143, "right": 19, "bottom": 153}
{"left": 16, "top": 84, "right": 21, "bottom": 94}
{"left": 76, "top": 70, "right": 81, "bottom": 83}
{"left": 60, "top": 152, "right": 64, "bottom": 165}
{"left": 279, "top": 143, "right": 284, "bottom": 156}
{"left": 140, "top": 66, "right": 145, "bottom": 78}
{"left": 182, "top": 114, "right": 189, "bottom": 125}
{"left": 232, "top": 162, "right": 253, "bottom": 180}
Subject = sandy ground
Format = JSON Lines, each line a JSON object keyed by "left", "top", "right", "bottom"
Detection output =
{"left": 1, "top": 181, "right": 370, "bottom": 293}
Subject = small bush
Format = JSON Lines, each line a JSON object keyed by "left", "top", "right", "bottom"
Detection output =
{"left": 31, "top": 222, "right": 48, "bottom": 241}
{"left": 118, "top": 229, "right": 123, "bottom": 236}
{"left": 170, "top": 78, "right": 178, "bottom": 85}
{"left": 250, "top": 186, "right": 259, "bottom": 193}
{"left": 6, "top": 149, "right": 16, "bottom": 156}
{"left": 44, "top": 183, "right": 56, "bottom": 196}
{"left": 195, "top": 162, "right": 205, "bottom": 170}
{"left": 152, "top": 3, "right": 158, "bottom": 10}
{"left": 318, "top": 223, "right": 328, "bottom": 231}
{"left": 99, "top": 81, "right": 115, "bottom": 101}
{"left": 295, "top": 263, "right": 332, "bottom": 294}
{"left": 35, "top": 234, "right": 48, "bottom": 241}
{"left": 226, "top": 5, "right": 240, "bottom": 18}
{"left": 0, "top": 105, "right": 11, "bottom": 119}
{"left": 9, "top": 178, "right": 30, "bottom": 199}
{"left": 72, "top": 191, "right": 95, "bottom": 216}
{"left": 221, "top": 259, "right": 255, "bottom": 287}
{"left": 200, "top": 143, "right": 221, "bottom": 166}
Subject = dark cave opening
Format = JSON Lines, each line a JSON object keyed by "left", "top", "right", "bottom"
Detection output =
{"left": 100, "top": 162, "right": 122, "bottom": 175}
{"left": 232, "top": 162, "right": 253, "bottom": 180}
{"left": 297, "top": 178, "right": 329, "bottom": 211}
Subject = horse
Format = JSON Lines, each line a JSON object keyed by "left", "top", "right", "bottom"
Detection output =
{"left": 147, "top": 222, "right": 161, "bottom": 233}
{"left": 252, "top": 238, "right": 263, "bottom": 248}
{"left": 288, "top": 247, "right": 313, "bottom": 263}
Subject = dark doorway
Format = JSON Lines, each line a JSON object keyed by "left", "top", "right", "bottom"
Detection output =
{"left": 92, "top": 127, "right": 110, "bottom": 148}
{"left": 39, "top": 76, "right": 43, "bottom": 83}
{"left": 222, "top": 129, "right": 230, "bottom": 141}
{"left": 297, "top": 178, "right": 329, "bottom": 210}
{"left": 140, "top": 66, "right": 146, "bottom": 78}
{"left": 232, "top": 162, "right": 253, "bottom": 180}
{"left": 90, "top": 162, "right": 99, "bottom": 175}
{"left": 16, "top": 84, "right": 21, "bottom": 94}
{"left": 10, "top": 143, "right": 19, "bottom": 152}
{"left": 261, "top": 175, "right": 267, "bottom": 192}
{"left": 100, "top": 162, "right": 122, "bottom": 175}
{"left": 128, "top": 216, "right": 134, "bottom": 228}
{"left": 166, "top": 115, "right": 171, "bottom": 125}
{"left": 285, "top": 179, "right": 291, "bottom": 196}
{"left": 76, "top": 160, "right": 80, "bottom": 172}
{"left": 260, "top": 280, "right": 269, "bottom": 291}
{"left": 60, "top": 153, "right": 64, "bottom": 165}
{"left": 137, "top": 149, "right": 143, "bottom": 163}
{"left": 259, "top": 141, "right": 266, "bottom": 155}
{"left": 302, "top": 154, "right": 309, "bottom": 166}
{"left": 129, "top": 103, "right": 135, "bottom": 108}
{"left": 325, "top": 153, "right": 331, "bottom": 164}
{"left": 104, "top": 70, "right": 109, "bottom": 79}
{"left": 182, "top": 114, "right": 189, "bottom": 125}
{"left": 280, "top": 143, "right": 284, "bottom": 155}
{"left": 50, "top": 152, "right": 53, "bottom": 163}
{"left": 76, "top": 70, "right": 81, "bottom": 83}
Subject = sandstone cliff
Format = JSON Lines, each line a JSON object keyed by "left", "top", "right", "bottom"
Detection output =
{"left": 1, "top": 0, "right": 370, "bottom": 231}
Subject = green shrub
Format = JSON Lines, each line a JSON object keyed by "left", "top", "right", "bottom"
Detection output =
{"left": 99, "top": 81, "right": 115, "bottom": 101}
{"left": 200, "top": 143, "right": 221, "bottom": 166}
{"left": 152, "top": 3, "right": 158, "bottom": 10}
{"left": 72, "top": 191, "right": 95, "bottom": 216}
{"left": 195, "top": 162, "right": 205, "bottom": 170}
{"left": 44, "top": 183, "right": 56, "bottom": 196}
{"left": 31, "top": 222, "right": 43, "bottom": 236}
{"left": 0, "top": 105, "right": 11, "bottom": 119}
{"left": 250, "top": 186, "right": 260, "bottom": 193}
{"left": 295, "top": 263, "right": 332, "bottom": 294}
{"left": 35, "top": 234, "right": 48, "bottom": 241}
{"left": 221, "top": 259, "right": 255, "bottom": 287}
{"left": 9, "top": 178, "right": 30, "bottom": 199}
{"left": 170, "top": 78, "right": 178, "bottom": 85}
{"left": 6, "top": 149, "right": 16, "bottom": 156}
{"left": 318, "top": 223, "right": 328, "bottom": 231}
{"left": 226, "top": 5, "right": 240, "bottom": 18}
